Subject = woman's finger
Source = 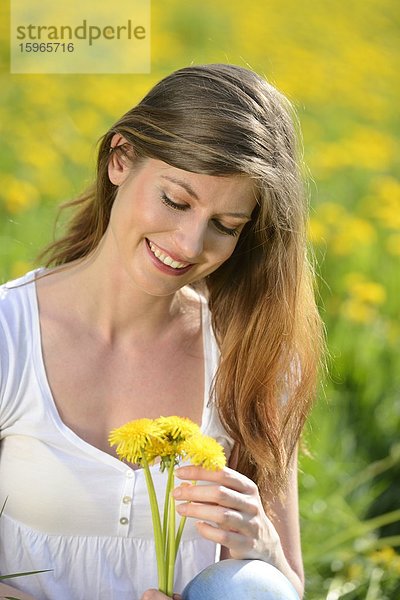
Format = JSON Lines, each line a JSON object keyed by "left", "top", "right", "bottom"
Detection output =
{"left": 173, "top": 483, "right": 258, "bottom": 517}
{"left": 194, "top": 520, "right": 253, "bottom": 554}
{"left": 173, "top": 482, "right": 244, "bottom": 509}
{"left": 176, "top": 499, "right": 257, "bottom": 537}
{"left": 177, "top": 496, "right": 261, "bottom": 539}
{"left": 175, "top": 466, "right": 256, "bottom": 495}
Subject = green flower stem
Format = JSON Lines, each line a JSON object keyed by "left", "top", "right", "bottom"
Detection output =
{"left": 163, "top": 458, "right": 176, "bottom": 549}
{"left": 174, "top": 515, "right": 187, "bottom": 560}
{"left": 167, "top": 475, "right": 176, "bottom": 597}
{"left": 141, "top": 453, "right": 166, "bottom": 593}
{"left": 175, "top": 480, "right": 196, "bottom": 560}
{"left": 0, "top": 570, "right": 51, "bottom": 580}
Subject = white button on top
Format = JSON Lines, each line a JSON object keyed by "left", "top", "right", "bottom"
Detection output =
{"left": 126, "top": 470, "right": 134, "bottom": 479}
{"left": 122, "top": 496, "right": 132, "bottom": 504}
{"left": 120, "top": 517, "right": 129, "bottom": 525}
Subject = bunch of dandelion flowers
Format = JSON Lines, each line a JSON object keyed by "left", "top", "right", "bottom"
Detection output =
{"left": 109, "top": 416, "right": 226, "bottom": 596}
{"left": 109, "top": 418, "right": 167, "bottom": 590}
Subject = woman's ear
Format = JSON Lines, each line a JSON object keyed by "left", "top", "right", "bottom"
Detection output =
{"left": 108, "top": 134, "right": 134, "bottom": 186}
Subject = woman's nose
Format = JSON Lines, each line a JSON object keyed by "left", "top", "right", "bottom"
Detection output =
{"left": 174, "top": 218, "right": 207, "bottom": 261}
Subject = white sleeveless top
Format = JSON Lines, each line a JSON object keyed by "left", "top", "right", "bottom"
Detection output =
{"left": 0, "top": 271, "right": 233, "bottom": 600}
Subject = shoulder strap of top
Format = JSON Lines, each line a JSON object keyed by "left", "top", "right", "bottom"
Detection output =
{"left": 198, "top": 293, "right": 235, "bottom": 460}
{"left": 198, "top": 293, "right": 219, "bottom": 407}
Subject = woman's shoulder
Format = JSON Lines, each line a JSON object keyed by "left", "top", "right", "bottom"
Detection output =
{"left": 0, "top": 270, "right": 41, "bottom": 413}
{"left": 0, "top": 269, "right": 39, "bottom": 319}
{"left": 0, "top": 270, "right": 41, "bottom": 367}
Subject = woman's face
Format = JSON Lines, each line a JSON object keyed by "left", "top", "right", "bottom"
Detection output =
{"left": 105, "top": 157, "right": 256, "bottom": 296}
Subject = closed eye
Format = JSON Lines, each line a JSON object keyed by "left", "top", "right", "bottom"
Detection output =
{"left": 212, "top": 220, "right": 240, "bottom": 237}
{"left": 162, "top": 192, "right": 241, "bottom": 237}
{"left": 161, "top": 192, "right": 188, "bottom": 211}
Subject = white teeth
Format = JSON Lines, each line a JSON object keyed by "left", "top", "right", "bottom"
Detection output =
{"left": 148, "top": 242, "right": 189, "bottom": 269}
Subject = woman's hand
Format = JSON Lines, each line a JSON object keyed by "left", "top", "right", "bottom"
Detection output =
{"left": 140, "top": 591, "right": 181, "bottom": 600}
{"left": 173, "top": 465, "right": 280, "bottom": 563}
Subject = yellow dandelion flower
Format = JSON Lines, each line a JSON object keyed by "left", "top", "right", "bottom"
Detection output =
{"left": 146, "top": 438, "right": 181, "bottom": 466}
{"left": 109, "top": 418, "right": 161, "bottom": 464}
{"left": 155, "top": 416, "right": 201, "bottom": 443}
{"left": 182, "top": 434, "right": 226, "bottom": 471}
{"left": 150, "top": 416, "right": 202, "bottom": 469}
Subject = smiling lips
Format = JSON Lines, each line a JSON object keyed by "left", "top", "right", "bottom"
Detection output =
{"left": 147, "top": 239, "right": 192, "bottom": 271}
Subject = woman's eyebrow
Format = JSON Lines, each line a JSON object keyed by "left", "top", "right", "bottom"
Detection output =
{"left": 160, "top": 175, "right": 252, "bottom": 220}
{"left": 217, "top": 212, "right": 252, "bottom": 221}
{"left": 160, "top": 175, "right": 199, "bottom": 200}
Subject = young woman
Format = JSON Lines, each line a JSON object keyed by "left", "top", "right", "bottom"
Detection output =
{"left": 0, "top": 64, "right": 324, "bottom": 600}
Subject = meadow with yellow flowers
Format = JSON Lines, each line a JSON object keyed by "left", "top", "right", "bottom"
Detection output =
{"left": 0, "top": 1, "right": 399, "bottom": 597}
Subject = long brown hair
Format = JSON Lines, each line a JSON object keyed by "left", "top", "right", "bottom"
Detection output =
{"left": 41, "top": 64, "right": 324, "bottom": 500}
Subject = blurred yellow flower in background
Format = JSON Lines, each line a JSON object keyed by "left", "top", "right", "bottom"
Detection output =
{"left": 344, "top": 273, "right": 386, "bottom": 304}
{"left": 331, "top": 217, "right": 376, "bottom": 256}
{"left": 308, "top": 218, "right": 327, "bottom": 245}
{"left": 369, "top": 547, "right": 400, "bottom": 574}
{"left": 310, "top": 129, "right": 396, "bottom": 177}
{"left": 341, "top": 273, "right": 386, "bottom": 323}
{"left": 341, "top": 299, "right": 377, "bottom": 324}
{"left": 368, "top": 176, "right": 400, "bottom": 231}
{"left": 1, "top": 176, "right": 40, "bottom": 214}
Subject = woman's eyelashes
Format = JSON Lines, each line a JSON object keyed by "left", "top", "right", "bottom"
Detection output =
{"left": 160, "top": 192, "right": 240, "bottom": 237}
{"left": 161, "top": 192, "right": 187, "bottom": 212}
{"left": 212, "top": 220, "right": 240, "bottom": 237}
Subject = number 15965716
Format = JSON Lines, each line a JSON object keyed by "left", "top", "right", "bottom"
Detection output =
{"left": 19, "top": 42, "right": 75, "bottom": 52}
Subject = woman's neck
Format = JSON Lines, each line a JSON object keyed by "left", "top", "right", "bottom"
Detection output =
{"left": 38, "top": 253, "right": 186, "bottom": 345}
